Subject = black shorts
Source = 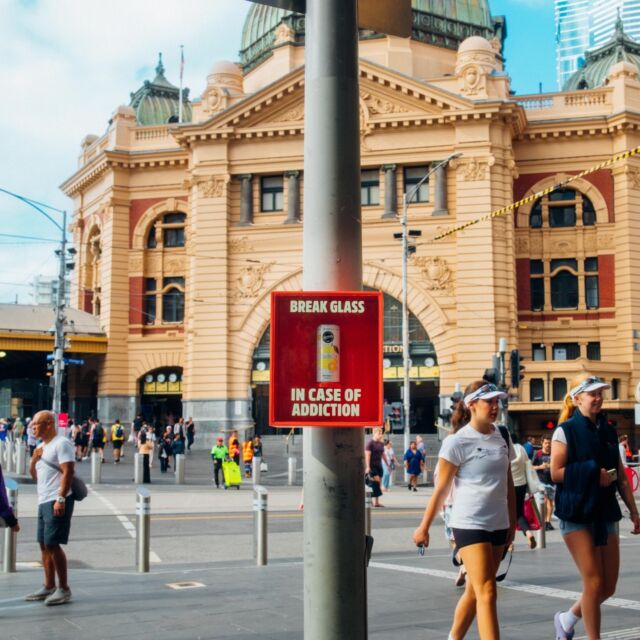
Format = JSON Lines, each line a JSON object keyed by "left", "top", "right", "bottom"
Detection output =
{"left": 37, "top": 497, "right": 74, "bottom": 546}
{"left": 451, "top": 528, "right": 508, "bottom": 550}
{"left": 112, "top": 441, "right": 123, "bottom": 450}
{"left": 92, "top": 442, "right": 104, "bottom": 449}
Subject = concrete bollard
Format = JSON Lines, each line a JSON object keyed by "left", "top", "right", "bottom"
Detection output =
{"left": 4, "top": 440, "right": 14, "bottom": 474}
{"left": 134, "top": 453, "right": 144, "bottom": 484}
{"left": 534, "top": 492, "right": 546, "bottom": 549}
{"left": 253, "top": 485, "right": 268, "bottom": 566}
{"left": 136, "top": 487, "right": 151, "bottom": 572}
{"left": 365, "top": 486, "right": 373, "bottom": 537}
{"left": 91, "top": 451, "right": 102, "bottom": 484}
{"left": 252, "top": 457, "right": 262, "bottom": 485}
{"left": 16, "top": 442, "right": 27, "bottom": 476}
{"left": 2, "top": 479, "right": 18, "bottom": 573}
{"left": 174, "top": 454, "right": 185, "bottom": 485}
{"left": 287, "top": 456, "right": 297, "bottom": 486}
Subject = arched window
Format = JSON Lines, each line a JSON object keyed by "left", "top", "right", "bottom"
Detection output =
{"left": 528, "top": 188, "right": 597, "bottom": 229}
{"left": 162, "top": 277, "right": 185, "bottom": 323}
{"left": 146, "top": 226, "right": 157, "bottom": 248}
{"left": 146, "top": 212, "right": 186, "bottom": 249}
{"left": 550, "top": 259, "right": 578, "bottom": 309}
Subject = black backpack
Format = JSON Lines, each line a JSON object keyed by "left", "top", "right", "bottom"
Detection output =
{"left": 93, "top": 425, "right": 104, "bottom": 443}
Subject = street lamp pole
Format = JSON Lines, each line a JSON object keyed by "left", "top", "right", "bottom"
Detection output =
{"left": 0, "top": 187, "right": 68, "bottom": 418}
{"left": 399, "top": 153, "right": 461, "bottom": 461}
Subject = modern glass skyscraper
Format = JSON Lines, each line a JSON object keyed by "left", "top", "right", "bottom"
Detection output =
{"left": 556, "top": 0, "right": 640, "bottom": 89}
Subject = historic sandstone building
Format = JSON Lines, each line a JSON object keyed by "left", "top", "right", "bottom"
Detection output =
{"left": 61, "top": 3, "right": 640, "bottom": 443}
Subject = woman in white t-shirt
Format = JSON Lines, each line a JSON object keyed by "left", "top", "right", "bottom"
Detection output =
{"left": 412, "top": 380, "right": 516, "bottom": 640}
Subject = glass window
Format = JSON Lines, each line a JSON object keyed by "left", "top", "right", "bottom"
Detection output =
{"left": 361, "top": 169, "right": 380, "bottom": 206}
{"left": 585, "top": 257, "right": 598, "bottom": 272}
{"left": 164, "top": 226, "right": 185, "bottom": 248}
{"left": 163, "top": 213, "right": 186, "bottom": 225}
{"left": 549, "top": 189, "right": 576, "bottom": 201}
{"left": 611, "top": 378, "right": 620, "bottom": 400}
{"left": 530, "top": 259, "right": 544, "bottom": 275}
{"left": 553, "top": 343, "right": 580, "bottom": 360}
{"left": 529, "top": 201, "right": 542, "bottom": 228}
{"left": 261, "top": 176, "right": 284, "bottom": 212}
{"left": 551, "top": 258, "right": 577, "bottom": 271}
{"left": 582, "top": 196, "right": 596, "bottom": 225}
{"left": 551, "top": 271, "right": 578, "bottom": 309}
{"left": 531, "top": 279, "right": 545, "bottom": 311}
{"left": 549, "top": 205, "right": 576, "bottom": 227}
{"left": 144, "top": 278, "right": 156, "bottom": 325}
{"left": 585, "top": 275, "right": 599, "bottom": 309}
{"left": 552, "top": 378, "right": 568, "bottom": 401}
{"left": 162, "top": 277, "right": 185, "bottom": 323}
{"left": 587, "top": 341, "right": 601, "bottom": 360}
{"left": 532, "top": 344, "right": 546, "bottom": 361}
{"left": 530, "top": 378, "right": 545, "bottom": 401}
{"left": 404, "top": 166, "right": 429, "bottom": 203}
{"left": 146, "top": 226, "right": 157, "bottom": 249}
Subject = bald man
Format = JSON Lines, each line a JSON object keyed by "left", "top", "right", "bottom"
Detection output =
{"left": 25, "top": 410, "right": 75, "bottom": 605}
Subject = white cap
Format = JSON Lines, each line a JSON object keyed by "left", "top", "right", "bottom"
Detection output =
{"left": 569, "top": 376, "right": 610, "bottom": 399}
{"left": 463, "top": 383, "right": 508, "bottom": 406}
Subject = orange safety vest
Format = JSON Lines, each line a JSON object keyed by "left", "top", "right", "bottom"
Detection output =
{"left": 242, "top": 440, "right": 253, "bottom": 462}
{"left": 229, "top": 437, "right": 240, "bottom": 458}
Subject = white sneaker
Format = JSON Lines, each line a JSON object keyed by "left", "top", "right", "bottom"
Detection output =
{"left": 44, "top": 587, "right": 72, "bottom": 606}
{"left": 25, "top": 586, "right": 55, "bottom": 601}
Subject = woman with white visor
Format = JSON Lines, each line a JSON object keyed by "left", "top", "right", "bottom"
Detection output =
{"left": 551, "top": 375, "right": 640, "bottom": 640}
{"left": 413, "top": 380, "right": 516, "bottom": 640}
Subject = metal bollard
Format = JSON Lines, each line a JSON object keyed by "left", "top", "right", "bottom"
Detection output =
{"left": 2, "top": 479, "right": 18, "bottom": 573}
{"left": 134, "top": 453, "right": 143, "bottom": 484}
{"left": 4, "top": 440, "right": 14, "bottom": 474}
{"left": 534, "top": 492, "right": 546, "bottom": 549}
{"left": 287, "top": 456, "right": 297, "bottom": 486}
{"left": 252, "top": 457, "right": 262, "bottom": 485}
{"left": 253, "top": 485, "right": 268, "bottom": 566}
{"left": 0, "top": 441, "right": 5, "bottom": 467}
{"left": 136, "top": 487, "right": 151, "bottom": 572}
{"left": 16, "top": 442, "right": 27, "bottom": 476}
{"left": 174, "top": 454, "right": 185, "bottom": 485}
{"left": 365, "top": 486, "right": 373, "bottom": 537}
{"left": 91, "top": 451, "right": 102, "bottom": 484}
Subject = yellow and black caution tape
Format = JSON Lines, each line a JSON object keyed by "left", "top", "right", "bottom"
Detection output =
{"left": 432, "top": 145, "right": 640, "bottom": 242}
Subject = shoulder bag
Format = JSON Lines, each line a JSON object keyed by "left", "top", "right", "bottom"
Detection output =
{"left": 41, "top": 457, "right": 88, "bottom": 502}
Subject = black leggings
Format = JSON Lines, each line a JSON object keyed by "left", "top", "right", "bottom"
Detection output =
{"left": 515, "top": 483, "right": 531, "bottom": 535}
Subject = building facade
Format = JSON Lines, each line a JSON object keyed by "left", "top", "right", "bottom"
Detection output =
{"left": 31, "top": 275, "right": 71, "bottom": 307}
{"left": 61, "top": 1, "right": 640, "bottom": 445}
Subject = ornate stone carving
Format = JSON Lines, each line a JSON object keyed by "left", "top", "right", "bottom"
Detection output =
{"left": 164, "top": 255, "right": 185, "bottom": 273}
{"left": 515, "top": 237, "right": 529, "bottom": 253}
{"left": 412, "top": 256, "right": 453, "bottom": 292}
{"left": 229, "top": 236, "right": 254, "bottom": 253}
{"left": 129, "top": 254, "right": 143, "bottom": 274}
{"left": 459, "top": 63, "right": 486, "bottom": 96}
{"left": 274, "top": 22, "right": 295, "bottom": 45}
{"left": 274, "top": 105, "right": 305, "bottom": 122}
{"left": 235, "top": 262, "right": 274, "bottom": 299}
{"left": 583, "top": 234, "right": 598, "bottom": 253}
{"left": 197, "top": 175, "right": 228, "bottom": 198}
{"left": 627, "top": 167, "right": 640, "bottom": 190}
{"left": 598, "top": 233, "right": 614, "bottom": 249}
{"left": 360, "top": 92, "right": 409, "bottom": 115}
{"left": 530, "top": 236, "right": 543, "bottom": 253}
{"left": 458, "top": 156, "right": 495, "bottom": 181}
{"left": 552, "top": 239, "right": 575, "bottom": 254}
{"left": 201, "top": 85, "right": 229, "bottom": 115}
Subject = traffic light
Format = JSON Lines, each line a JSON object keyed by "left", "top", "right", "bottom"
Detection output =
{"left": 389, "top": 402, "right": 404, "bottom": 433}
{"left": 510, "top": 349, "right": 525, "bottom": 388}
{"left": 483, "top": 368, "right": 500, "bottom": 386}
{"left": 543, "top": 419, "right": 556, "bottom": 430}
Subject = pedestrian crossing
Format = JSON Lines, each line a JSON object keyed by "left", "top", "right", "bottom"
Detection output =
{"left": 575, "top": 627, "right": 640, "bottom": 639}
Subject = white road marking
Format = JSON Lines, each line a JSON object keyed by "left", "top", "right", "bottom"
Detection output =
{"left": 576, "top": 627, "right": 640, "bottom": 639}
{"left": 370, "top": 561, "right": 640, "bottom": 611}
{"left": 88, "top": 487, "right": 161, "bottom": 563}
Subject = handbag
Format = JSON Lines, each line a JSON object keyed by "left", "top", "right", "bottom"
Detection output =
{"left": 260, "top": 461, "right": 268, "bottom": 472}
{"left": 40, "top": 457, "right": 88, "bottom": 502}
{"left": 525, "top": 458, "right": 543, "bottom": 494}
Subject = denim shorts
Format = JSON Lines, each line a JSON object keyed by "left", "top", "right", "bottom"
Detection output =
{"left": 559, "top": 519, "right": 618, "bottom": 538}
{"left": 37, "top": 497, "right": 74, "bottom": 546}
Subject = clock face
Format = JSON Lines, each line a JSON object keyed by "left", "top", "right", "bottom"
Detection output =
{"left": 256, "top": 361, "right": 266, "bottom": 371}
{"left": 156, "top": 373, "right": 166, "bottom": 383}
{"left": 168, "top": 373, "right": 178, "bottom": 383}
{"left": 424, "top": 357, "right": 436, "bottom": 367}
{"left": 382, "top": 358, "right": 391, "bottom": 369}
{"left": 144, "top": 374, "right": 153, "bottom": 383}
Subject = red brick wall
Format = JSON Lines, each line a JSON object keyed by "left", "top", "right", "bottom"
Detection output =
{"left": 83, "top": 289, "right": 93, "bottom": 313}
{"left": 599, "top": 254, "right": 615, "bottom": 308}
{"left": 513, "top": 169, "right": 613, "bottom": 225}
{"left": 129, "top": 276, "right": 144, "bottom": 325}
{"left": 516, "top": 258, "right": 530, "bottom": 311}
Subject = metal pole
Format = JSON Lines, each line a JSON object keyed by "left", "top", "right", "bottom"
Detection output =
{"left": 4, "top": 440, "right": 14, "bottom": 474}
{"left": 401, "top": 193, "right": 411, "bottom": 483}
{"left": 136, "top": 487, "right": 151, "bottom": 572}
{"left": 288, "top": 456, "right": 297, "bottom": 486}
{"left": 253, "top": 485, "right": 268, "bottom": 566}
{"left": 16, "top": 441, "right": 27, "bottom": 475}
{"left": 252, "top": 456, "right": 262, "bottom": 485}
{"left": 174, "top": 453, "right": 185, "bottom": 484}
{"left": 134, "top": 453, "right": 143, "bottom": 484}
{"left": 2, "top": 479, "right": 18, "bottom": 573}
{"left": 303, "top": 1, "right": 365, "bottom": 637}
{"left": 534, "top": 491, "right": 546, "bottom": 549}
{"left": 52, "top": 210, "right": 67, "bottom": 418}
{"left": 365, "top": 486, "right": 372, "bottom": 537}
{"left": 91, "top": 450, "right": 102, "bottom": 484}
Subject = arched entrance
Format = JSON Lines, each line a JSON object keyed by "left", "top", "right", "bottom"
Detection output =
{"left": 139, "top": 367, "right": 183, "bottom": 427}
{"left": 249, "top": 292, "right": 439, "bottom": 435}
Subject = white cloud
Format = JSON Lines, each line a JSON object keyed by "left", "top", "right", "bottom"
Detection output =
{"left": 0, "top": 0, "right": 247, "bottom": 302}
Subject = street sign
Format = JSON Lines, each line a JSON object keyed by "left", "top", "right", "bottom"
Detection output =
{"left": 270, "top": 291, "right": 383, "bottom": 426}
{"left": 46, "top": 354, "right": 84, "bottom": 365}
{"left": 247, "top": 0, "right": 412, "bottom": 38}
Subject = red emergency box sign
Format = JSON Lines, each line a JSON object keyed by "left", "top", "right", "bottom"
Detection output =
{"left": 270, "top": 291, "right": 383, "bottom": 427}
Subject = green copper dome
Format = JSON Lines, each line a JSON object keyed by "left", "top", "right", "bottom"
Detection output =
{"left": 564, "top": 16, "right": 640, "bottom": 91}
{"left": 240, "top": 0, "right": 502, "bottom": 72}
{"left": 129, "top": 54, "right": 192, "bottom": 126}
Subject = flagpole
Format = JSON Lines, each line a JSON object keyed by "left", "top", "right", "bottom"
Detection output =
{"left": 178, "top": 44, "right": 184, "bottom": 124}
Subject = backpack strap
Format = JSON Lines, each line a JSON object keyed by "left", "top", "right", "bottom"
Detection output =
{"left": 497, "top": 425, "right": 510, "bottom": 447}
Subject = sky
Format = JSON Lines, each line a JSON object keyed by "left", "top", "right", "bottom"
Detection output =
{"left": 0, "top": 0, "right": 556, "bottom": 304}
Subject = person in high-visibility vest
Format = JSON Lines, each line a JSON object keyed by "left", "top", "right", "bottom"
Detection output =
{"left": 228, "top": 431, "right": 240, "bottom": 466}
{"left": 242, "top": 439, "right": 254, "bottom": 478}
